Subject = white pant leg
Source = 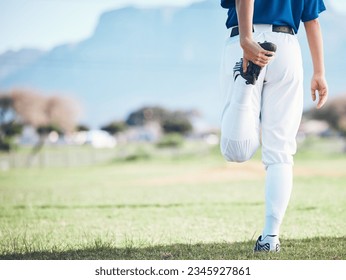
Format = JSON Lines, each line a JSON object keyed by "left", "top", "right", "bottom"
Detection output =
{"left": 260, "top": 31, "right": 303, "bottom": 236}
{"left": 220, "top": 26, "right": 303, "bottom": 166}
{"left": 219, "top": 34, "right": 264, "bottom": 162}
{"left": 261, "top": 32, "right": 304, "bottom": 166}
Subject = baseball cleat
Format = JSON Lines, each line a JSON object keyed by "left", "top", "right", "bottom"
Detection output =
{"left": 233, "top": 59, "right": 243, "bottom": 82}
{"left": 254, "top": 235, "right": 280, "bottom": 252}
{"left": 233, "top": 41, "right": 277, "bottom": 85}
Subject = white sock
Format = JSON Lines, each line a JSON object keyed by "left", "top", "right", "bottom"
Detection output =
{"left": 262, "top": 163, "right": 293, "bottom": 237}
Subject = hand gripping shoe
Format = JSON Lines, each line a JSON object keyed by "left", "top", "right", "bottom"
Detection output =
{"left": 233, "top": 41, "right": 277, "bottom": 85}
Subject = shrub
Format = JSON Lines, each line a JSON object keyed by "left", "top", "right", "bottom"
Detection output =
{"left": 156, "top": 133, "right": 184, "bottom": 148}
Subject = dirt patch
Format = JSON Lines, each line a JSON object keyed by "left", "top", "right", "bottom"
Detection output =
{"left": 135, "top": 160, "right": 346, "bottom": 187}
{"left": 294, "top": 166, "right": 346, "bottom": 177}
{"left": 138, "top": 161, "right": 265, "bottom": 187}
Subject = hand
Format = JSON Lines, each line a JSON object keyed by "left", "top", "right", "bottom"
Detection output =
{"left": 311, "top": 74, "right": 328, "bottom": 109}
{"left": 240, "top": 37, "right": 275, "bottom": 72}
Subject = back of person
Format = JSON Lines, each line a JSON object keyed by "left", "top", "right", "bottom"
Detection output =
{"left": 219, "top": 0, "right": 328, "bottom": 252}
{"left": 222, "top": 0, "right": 326, "bottom": 34}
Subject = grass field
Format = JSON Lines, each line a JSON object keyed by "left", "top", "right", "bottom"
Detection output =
{"left": 0, "top": 138, "right": 346, "bottom": 260}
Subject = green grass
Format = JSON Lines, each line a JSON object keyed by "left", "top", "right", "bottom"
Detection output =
{"left": 0, "top": 139, "right": 345, "bottom": 260}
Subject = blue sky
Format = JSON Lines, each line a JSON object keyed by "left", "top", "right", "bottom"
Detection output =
{"left": 0, "top": 0, "right": 202, "bottom": 54}
{"left": 0, "top": 0, "right": 345, "bottom": 54}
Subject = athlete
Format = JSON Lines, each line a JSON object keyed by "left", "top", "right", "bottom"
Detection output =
{"left": 219, "top": 0, "right": 328, "bottom": 252}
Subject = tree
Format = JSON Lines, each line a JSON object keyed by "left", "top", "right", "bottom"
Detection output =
{"left": 161, "top": 115, "right": 192, "bottom": 135}
{"left": 11, "top": 89, "right": 80, "bottom": 130}
{"left": 0, "top": 93, "right": 23, "bottom": 151}
{"left": 126, "top": 106, "right": 170, "bottom": 126}
{"left": 125, "top": 106, "right": 193, "bottom": 135}
{"left": 76, "top": 124, "right": 90, "bottom": 132}
{"left": 308, "top": 94, "right": 346, "bottom": 136}
{"left": 0, "top": 94, "right": 12, "bottom": 121}
{"left": 10, "top": 89, "right": 80, "bottom": 164}
{"left": 101, "top": 121, "right": 127, "bottom": 135}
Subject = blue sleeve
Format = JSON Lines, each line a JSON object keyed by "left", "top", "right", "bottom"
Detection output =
{"left": 221, "top": 0, "right": 235, "bottom": 9}
{"left": 301, "top": 0, "right": 326, "bottom": 22}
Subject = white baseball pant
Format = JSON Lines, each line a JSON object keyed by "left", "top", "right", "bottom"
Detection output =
{"left": 219, "top": 24, "right": 304, "bottom": 236}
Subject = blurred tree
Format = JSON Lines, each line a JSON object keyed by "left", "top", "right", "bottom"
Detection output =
{"left": 0, "top": 94, "right": 12, "bottom": 119}
{"left": 308, "top": 94, "right": 346, "bottom": 136}
{"left": 36, "top": 124, "right": 63, "bottom": 135}
{"left": 11, "top": 89, "right": 80, "bottom": 164}
{"left": 162, "top": 114, "right": 192, "bottom": 135}
{"left": 156, "top": 133, "right": 184, "bottom": 148}
{"left": 76, "top": 124, "right": 90, "bottom": 131}
{"left": 126, "top": 106, "right": 169, "bottom": 126}
{"left": 0, "top": 93, "right": 23, "bottom": 151}
{"left": 101, "top": 121, "right": 127, "bottom": 135}
{"left": 126, "top": 106, "right": 193, "bottom": 135}
{"left": 30, "top": 124, "right": 63, "bottom": 159}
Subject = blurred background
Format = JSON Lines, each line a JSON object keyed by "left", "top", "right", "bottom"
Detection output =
{"left": 0, "top": 0, "right": 345, "bottom": 168}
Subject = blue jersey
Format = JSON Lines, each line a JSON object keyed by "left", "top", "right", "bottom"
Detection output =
{"left": 221, "top": 0, "right": 326, "bottom": 33}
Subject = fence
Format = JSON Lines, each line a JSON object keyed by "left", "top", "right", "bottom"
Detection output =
{"left": 0, "top": 145, "right": 118, "bottom": 170}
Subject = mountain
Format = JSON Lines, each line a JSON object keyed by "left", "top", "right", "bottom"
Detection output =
{"left": 0, "top": 0, "right": 345, "bottom": 128}
{"left": 0, "top": 49, "right": 45, "bottom": 81}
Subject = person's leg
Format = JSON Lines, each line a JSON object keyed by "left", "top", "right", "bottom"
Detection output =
{"left": 263, "top": 163, "right": 293, "bottom": 237}
{"left": 260, "top": 32, "right": 304, "bottom": 245}
{"left": 220, "top": 37, "right": 263, "bottom": 162}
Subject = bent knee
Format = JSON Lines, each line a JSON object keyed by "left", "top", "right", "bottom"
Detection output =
{"left": 220, "top": 137, "right": 258, "bottom": 163}
{"left": 221, "top": 148, "right": 254, "bottom": 163}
